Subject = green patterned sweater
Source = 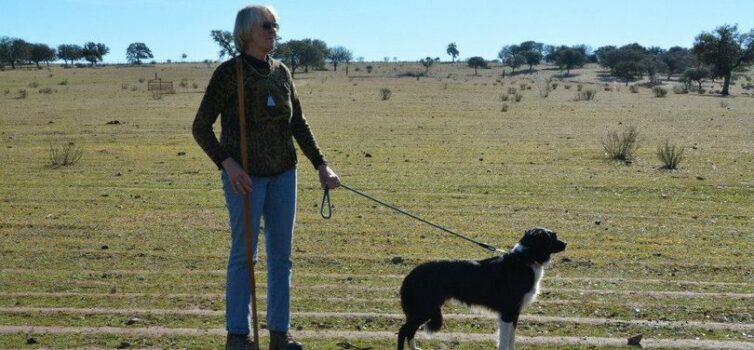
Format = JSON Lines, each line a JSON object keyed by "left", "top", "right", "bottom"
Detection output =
{"left": 192, "top": 54, "right": 326, "bottom": 177}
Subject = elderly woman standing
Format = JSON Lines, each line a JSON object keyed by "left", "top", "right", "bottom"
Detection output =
{"left": 192, "top": 5, "right": 340, "bottom": 350}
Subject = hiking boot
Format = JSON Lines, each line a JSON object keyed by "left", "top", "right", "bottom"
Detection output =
{"left": 269, "top": 331, "right": 302, "bottom": 350}
{"left": 225, "top": 333, "right": 257, "bottom": 350}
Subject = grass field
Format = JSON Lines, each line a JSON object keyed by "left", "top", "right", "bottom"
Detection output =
{"left": 1, "top": 61, "right": 752, "bottom": 349}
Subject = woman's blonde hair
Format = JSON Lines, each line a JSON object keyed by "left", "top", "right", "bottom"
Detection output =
{"left": 234, "top": 5, "right": 278, "bottom": 53}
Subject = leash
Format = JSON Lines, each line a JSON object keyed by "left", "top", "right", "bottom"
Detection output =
{"left": 320, "top": 184, "right": 505, "bottom": 254}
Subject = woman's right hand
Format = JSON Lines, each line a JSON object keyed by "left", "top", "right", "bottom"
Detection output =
{"left": 221, "top": 158, "right": 252, "bottom": 195}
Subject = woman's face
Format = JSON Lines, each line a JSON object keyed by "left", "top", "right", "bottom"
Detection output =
{"left": 247, "top": 12, "right": 278, "bottom": 56}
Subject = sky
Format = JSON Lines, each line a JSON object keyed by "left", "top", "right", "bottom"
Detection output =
{"left": 2, "top": 0, "right": 754, "bottom": 64}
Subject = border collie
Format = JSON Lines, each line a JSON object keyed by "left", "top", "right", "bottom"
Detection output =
{"left": 397, "top": 227, "right": 566, "bottom": 350}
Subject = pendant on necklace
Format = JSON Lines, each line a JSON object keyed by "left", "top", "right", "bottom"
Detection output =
{"left": 266, "top": 95, "right": 276, "bottom": 107}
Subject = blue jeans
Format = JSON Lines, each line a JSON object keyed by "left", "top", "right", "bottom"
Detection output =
{"left": 222, "top": 168, "right": 297, "bottom": 334}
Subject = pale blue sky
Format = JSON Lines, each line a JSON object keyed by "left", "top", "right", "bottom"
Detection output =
{"left": 2, "top": 0, "right": 753, "bottom": 63}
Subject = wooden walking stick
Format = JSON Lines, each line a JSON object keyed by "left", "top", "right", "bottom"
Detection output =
{"left": 235, "top": 57, "right": 260, "bottom": 347}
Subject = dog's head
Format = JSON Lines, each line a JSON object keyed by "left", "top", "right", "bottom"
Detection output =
{"left": 513, "top": 227, "right": 566, "bottom": 265}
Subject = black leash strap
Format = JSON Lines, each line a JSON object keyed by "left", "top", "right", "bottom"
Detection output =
{"left": 321, "top": 183, "right": 505, "bottom": 254}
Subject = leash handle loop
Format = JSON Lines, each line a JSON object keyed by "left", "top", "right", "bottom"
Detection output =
{"left": 320, "top": 186, "right": 332, "bottom": 219}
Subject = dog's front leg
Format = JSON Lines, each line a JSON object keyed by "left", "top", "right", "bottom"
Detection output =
{"left": 497, "top": 318, "right": 516, "bottom": 350}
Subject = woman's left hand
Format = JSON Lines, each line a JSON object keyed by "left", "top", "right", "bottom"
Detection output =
{"left": 318, "top": 164, "right": 340, "bottom": 189}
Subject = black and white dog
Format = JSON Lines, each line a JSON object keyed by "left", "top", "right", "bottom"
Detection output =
{"left": 397, "top": 227, "right": 566, "bottom": 350}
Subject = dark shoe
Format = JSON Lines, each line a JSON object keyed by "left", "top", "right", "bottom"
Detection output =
{"left": 269, "top": 331, "right": 302, "bottom": 350}
{"left": 225, "top": 334, "right": 257, "bottom": 350}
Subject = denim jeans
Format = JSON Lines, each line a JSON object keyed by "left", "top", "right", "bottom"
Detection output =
{"left": 222, "top": 168, "right": 297, "bottom": 334}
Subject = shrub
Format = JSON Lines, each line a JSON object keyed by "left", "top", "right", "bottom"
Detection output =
{"left": 379, "top": 88, "right": 392, "bottom": 101}
{"left": 514, "top": 93, "right": 523, "bottom": 102}
{"left": 656, "top": 140, "right": 684, "bottom": 170}
{"left": 366, "top": 65, "right": 373, "bottom": 74}
{"left": 672, "top": 86, "right": 688, "bottom": 94}
{"left": 130, "top": 86, "right": 138, "bottom": 92}
{"left": 564, "top": 84, "right": 571, "bottom": 90}
{"left": 192, "top": 82, "right": 199, "bottom": 89}
{"left": 576, "top": 89, "right": 596, "bottom": 101}
{"left": 49, "top": 142, "right": 83, "bottom": 168}
{"left": 629, "top": 85, "right": 640, "bottom": 93}
{"left": 38, "top": 87, "right": 55, "bottom": 94}
{"left": 58, "top": 80, "right": 69, "bottom": 86}
{"left": 507, "top": 87, "right": 517, "bottom": 95}
{"left": 17, "top": 89, "right": 28, "bottom": 99}
{"left": 4, "top": 89, "right": 10, "bottom": 95}
{"left": 500, "top": 94, "right": 510, "bottom": 102}
{"left": 577, "top": 84, "right": 583, "bottom": 91}
{"left": 602, "top": 126, "right": 640, "bottom": 161}
{"left": 501, "top": 103, "right": 509, "bottom": 112}
{"left": 652, "top": 86, "right": 668, "bottom": 97}
{"left": 551, "top": 83, "right": 559, "bottom": 90}
{"left": 138, "top": 78, "right": 145, "bottom": 83}
{"left": 179, "top": 78, "right": 188, "bottom": 88}
{"left": 28, "top": 82, "right": 39, "bottom": 88}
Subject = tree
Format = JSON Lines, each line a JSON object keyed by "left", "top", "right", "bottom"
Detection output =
{"left": 660, "top": 46, "right": 693, "bottom": 79}
{"left": 82, "top": 42, "right": 109, "bottom": 66}
{"left": 446, "top": 43, "right": 459, "bottom": 63}
{"left": 467, "top": 56, "right": 487, "bottom": 75}
{"left": 498, "top": 45, "right": 524, "bottom": 73}
{"left": 273, "top": 39, "right": 328, "bottom": 76}
{"left": 57, "top": 44, "right": 83, "bottom": 65}
{"left": 595, "top": 45, "right": 619, "bottom": 69}
{"left": 693, "top": 24, "right": 754, "bottom": 95}
{"left": 181, "top": 53, "right": 187, "bottom": 62}
{"left": 613, "top": 61, "right": 645, "bottom": 85}
{"left": 420, "top": 56, "right": 438, "bottom": 73}
{"left": 126, "top": 42, "right": 153, "bottom": 64}
{"left": 211, "top": 30, "right": 235, "bottom": 59}
{"left": 0, "top": 37, "right": 30, "bottom": 69}
{"left": 30, "top": 43, "right": 56, "bottom": 68}
{"left": 327, "top": 46, "right": 352, "bottom": 72}
{"left": 556, "top": 47, "right": 586, "bottom": 75}
{"left": 682, "top": 67, "right": 710, "bottom": 90}
{"left": 518, "top": 41, "right": 543, "bottom": 71}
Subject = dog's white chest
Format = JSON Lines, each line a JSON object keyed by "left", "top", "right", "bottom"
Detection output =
{"left": 521, "top": 265, "right": 543, "bottom": 308}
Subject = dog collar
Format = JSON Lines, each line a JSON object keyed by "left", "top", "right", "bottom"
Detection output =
{"left": 511, "top": 244, "right": 539, "bottom": 266}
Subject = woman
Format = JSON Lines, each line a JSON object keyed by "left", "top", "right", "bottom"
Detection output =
{"left": 192, "top": 5, "right": 340, "bottom": 350}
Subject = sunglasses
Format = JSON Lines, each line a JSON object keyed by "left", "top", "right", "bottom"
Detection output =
{"left": 261, "top": 21, "right": 279, "bottom": 31}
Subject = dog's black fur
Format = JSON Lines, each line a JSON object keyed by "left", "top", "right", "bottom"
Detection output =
{"left": 397, "top": 227, "right": 566, "bottom": 350}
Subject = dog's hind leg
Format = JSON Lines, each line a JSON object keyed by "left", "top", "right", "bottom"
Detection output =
{"left": 398, "top": 319, "right": 424, "bottom": 350}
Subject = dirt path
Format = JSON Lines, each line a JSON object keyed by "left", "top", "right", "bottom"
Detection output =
{"left": 3, "top": 269, "right": 752, "bottom": 287}
{"left": 2, "top": 307, "right": 752, "bottom": 332}
{"left": 0, "top": 325, "right": 752, "bottom": 349}
{"left": 3, "top": 285, "right": 752, "bottom": 299}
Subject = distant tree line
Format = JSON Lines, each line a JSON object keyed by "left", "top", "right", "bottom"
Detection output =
{"left": 0, "top": 37, "right": 161, "bottom": 68}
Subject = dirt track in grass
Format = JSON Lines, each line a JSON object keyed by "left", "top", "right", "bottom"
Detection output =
{"left": 1, "top": 325, "right": 753, "bottom": 349}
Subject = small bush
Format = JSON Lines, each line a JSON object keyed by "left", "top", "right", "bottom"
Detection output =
{"left": 17, "top": 89, "right": 28, "bottom": 99}
{"left": 366, "top": 65, "right": 373, "bottom": 74}
{"left": 138, "top": 78, "right": 145, "bottom": 83}
{"left": 179, "top": 78, "right": 188, "bottom": 88}
{"left": 121, "top": 83, "right": 129, "bottom": 90}
{"left": 500, "top": 94, "right": 510, "bottom": 102}
{"left": 656, "top": 140, "right": 684, "bottom": 170}
{"left": 602, "top": 126, "right": 640, "bottom": 162}
{"left": 38, "top": 87, "right": 55, "bottom": 94}
{"left": 379, "top": 88, "right": 392, "bottom": 101}
{"left": 672, "top": 86, "right": 688, "bottom": 94}
{"left": 58, "top": 80, "right": 69, "bottom": 86}
{"left": 130, "top": 86, "right": 138, "bottom": 92}
{"left": 514, "top": 93, "right": 523, "bottom": 102}
{"left": 698, "top": 88, "right": 706, "bottom": 94}
{"left": 4, "top": 89, "right": 10, "bottom": 95}
{"left": 564, "top": 84, "right": 571, "bottom": 90}
{"left": 629, "top": 85, "right": 640, "bottom": 93}
{"left": 652, "top": 86, "right": 668, "bottom": 97}
{"left": 28, "top": 82, "right": 39, "bottom": 88}
{"left": 577, "top": 84, "right": 583, "bottom": 91}
{"left": 519, "top": 83, "right": 528, "bottom": 90}
{"left": 507, "top": 87, "right": 517, "bottom": 95}
{"left": 49, "top": 142, "right": 83, "bottom": 168}
{"left": 151, "top": 91, "right": 163, "bottom": 100}
{"left": 551, "top": 83, "right": 559, "bottom": 90}
{"left": 576, "top": 89, "right": 596, "bottom": 101}
{"left": 192, "top": 82, "right": 199, "bottom": 89}
{"left": 501, "top": 103, "right": 509, "bottom": 112}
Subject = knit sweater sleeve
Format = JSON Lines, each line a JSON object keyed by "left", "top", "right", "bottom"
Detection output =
{"left": 286, "top": 66, "right": 327, "bottom": 169}
{"left": 192, "top": 63, "right": 232, "bottom": 169}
